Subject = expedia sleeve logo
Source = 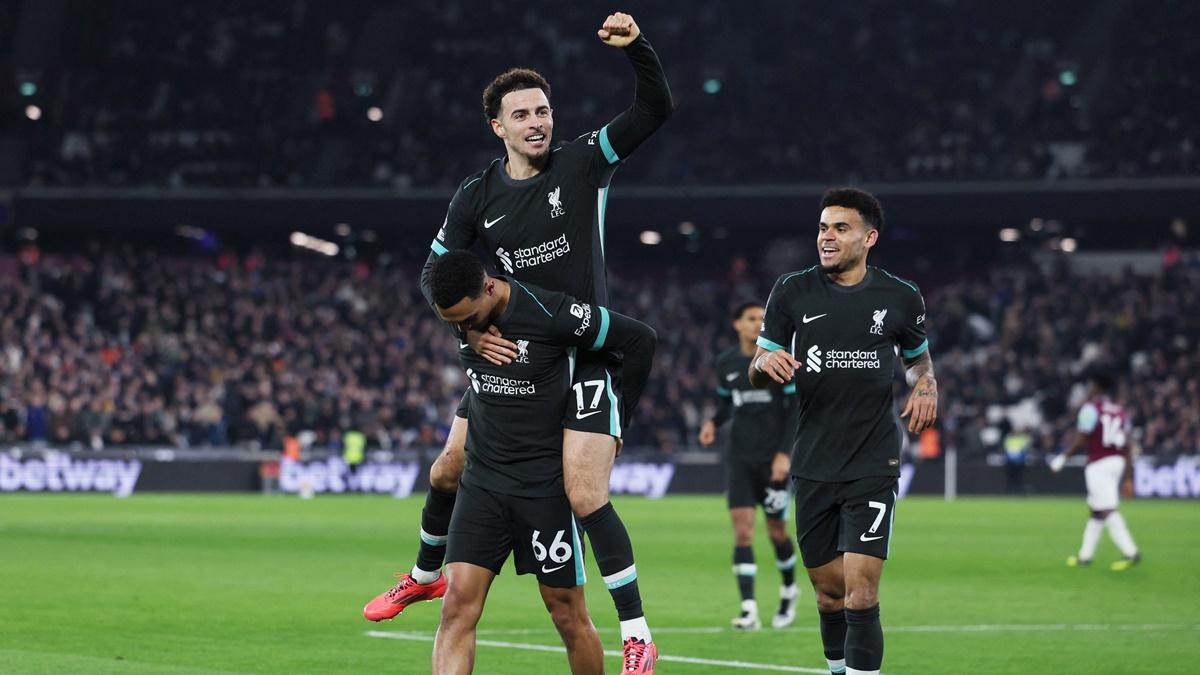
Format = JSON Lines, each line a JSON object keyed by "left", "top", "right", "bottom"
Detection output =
{"left": 570, "top": 303, "right": 592, "bottom": 336}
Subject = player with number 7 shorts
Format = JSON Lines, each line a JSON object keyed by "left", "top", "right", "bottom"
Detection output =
{"left": 749, "top": 188, "right": 938, "bottom": 675}
{"left": 425, "top": 251, "right": 657, "bottom": 674}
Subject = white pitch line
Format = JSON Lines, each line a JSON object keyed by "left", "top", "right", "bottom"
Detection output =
{"left": 450, "top": 622, "right": 1200, "bottom": 637}
{"left": 365, "top": 630, "right": 831, "bottom": 673}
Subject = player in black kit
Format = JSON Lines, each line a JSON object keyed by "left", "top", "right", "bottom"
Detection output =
{"left": 363, "top": 13, "right": 671, "bottom": 668}
{"left": 698, "top": 302, "right": 801, "bottom": 631}
{"left": 427, "top": 251, "right": 657, "bottom": 675}
{"left": 749, "top": 189, "right": 938, "bottom": 675}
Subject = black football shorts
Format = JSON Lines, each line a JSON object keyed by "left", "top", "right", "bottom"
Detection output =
{"left": 445, "top": 479, "right": 587, "bottom": 588}
{"left": 792, "top": 475, "right": 898, "bottom": 568}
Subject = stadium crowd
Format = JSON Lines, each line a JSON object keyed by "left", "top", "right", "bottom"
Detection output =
{"left": 15, "top": 0, "right": 1198, "bottom": 189}
{"left": 2, "top": 244, "right": 1196, "bottom": 461}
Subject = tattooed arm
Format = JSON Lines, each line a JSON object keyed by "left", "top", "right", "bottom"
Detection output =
{"left": 900, "top": 350, "right": 938, "bottom": 433}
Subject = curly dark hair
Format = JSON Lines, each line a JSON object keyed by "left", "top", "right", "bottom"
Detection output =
{"left": 482, "top": 68, "right": 552, "bottom": 120}
{"left": 821, "top": 187, "right": 885, "bottom": 232}
{"left": 429, "top": 250, "right": 486, "bottom": 309}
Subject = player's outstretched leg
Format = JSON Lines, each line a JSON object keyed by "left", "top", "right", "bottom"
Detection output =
{"left": 843, "top": 552, "right": 885, "bottom": 675}
{"left": 728, "top": 506, "right": 761, "bottom": 630}
{"left": 540, "top": 583, "right": 605, "bottom": 674}
{"left": 1068, "top": 510, "right": 1105, "bottom": 567}
{"left": 808, "top": 556, "right": 848, "bottom": 675}
{"left": 364, "top": 416, "right": 466, "bottom": 621}
{"left": 1105, "top": 510, "right": 1141, "bottom": 571}
{"left": 432, "top": 562, "right": 495, "bottom": 675}
{"left": 564, "top": 430, "right": 657, "bottom": 672}
{"left": 765, "top": 513, "right": 799, "bottom": 629}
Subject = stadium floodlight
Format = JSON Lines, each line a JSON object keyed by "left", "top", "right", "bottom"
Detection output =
{"left": 639, "top": 230, "right": 662, "bottom": 245}
{"left": 290, "top": 231, "right": 339, "bottom": 256}
{"left": 999, "top": 228, "right": 1020, "bottom": 242}
{"left": 1061, "top": 237, "right": 1078, "bottom": 253}
{"left": 25, "top": 105, "right": 41, "bottom": 121}
{"left": 367, "top": 106, "right": 383, "bottom": 122}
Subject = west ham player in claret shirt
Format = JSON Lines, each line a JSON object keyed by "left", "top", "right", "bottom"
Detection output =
{"left": 1050, "top": 370, "right": 1142, "bottom": 571}
{"left": 749, "top": 188, "right": 938, "bottom": 675}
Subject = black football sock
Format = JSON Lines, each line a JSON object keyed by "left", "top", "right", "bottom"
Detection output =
{"left": 413, "top": 488, "right": 456, "bottom": 576}
{"left": 845, "top": 604, "right": 883, "bottom": 673}
{"left": 580, "top": 501, "right": 643, "bottom": 621}
{"left": 733, "top": 545, "right": 756, "bottom": 603}
{"left": 819, "top": 609, "right": 848, "bottom": 673}
{"left": 773, "top": 537, "right": 797, "bottom": 587}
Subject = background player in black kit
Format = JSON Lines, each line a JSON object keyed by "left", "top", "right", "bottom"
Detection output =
{"left": 426, "top": 251, "right": 658, "bottom": 675}
{"left": 363, "top": 12, "right": 672, "bottom": 661}
{"left": 749, "top": 188, "right": 938, "bottom": 675}
{"left": 698, "top": 302, "right": 801, "bottom": 631}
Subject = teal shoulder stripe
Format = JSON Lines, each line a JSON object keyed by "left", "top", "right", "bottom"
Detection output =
{"left": 782, "top": 383, "right": 797, "bottom": 394}
{"left": 902, "top": 339, "right": 929, "bottom": 358}
{"left": 757, "top": 336, "right": 786, "bottom": 352}
{"left": 431, "top": 240, "right": 449, "bottom": 256}
{"left": 716, "top": 386, "right": 732, "bottom": 397}
{"left": 778, "top": 265, "right": 818, "bottom": 286}
{"left": 879, "top": 268, "right": 920, "bottom": 294}
{"left": 598, "top": 126, "right": 620, "bottom": 164}
{"left": 461, "top": 175, "right": 483, "bottom": 191}
{"left": 511, "top": 279, "right": 553, "bottom": 317}
{"left": 590, "top": 306, "right": 611, "bottom": 350}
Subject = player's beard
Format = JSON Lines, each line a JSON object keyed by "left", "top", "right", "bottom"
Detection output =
{"left": 820, "top": 249, "right": 862, "bottom": 275}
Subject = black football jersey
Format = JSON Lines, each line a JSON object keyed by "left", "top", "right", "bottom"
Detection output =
{"left": 432, "top": 128, "right": 623, "bottom": 306}
{"left": 458, "top": 278, "right": 612, "bottom": 497}
{"left": 759, "top": 266, "right": 928, "bottom": 481}
{"left": 712, "top": 348, "right": 796, "bottom": 463}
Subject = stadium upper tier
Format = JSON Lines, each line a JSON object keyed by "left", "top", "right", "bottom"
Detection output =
{"left": 4, "top": 0, "right": 1196, "bottom": 189}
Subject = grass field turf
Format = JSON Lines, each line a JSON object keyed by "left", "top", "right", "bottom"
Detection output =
{"left": 1, "top": 494, "right": 1197, "bottom": 674}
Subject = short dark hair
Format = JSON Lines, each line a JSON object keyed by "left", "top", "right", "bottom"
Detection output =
{"left": 429, "top": 251, "right": 486, "bottom": 309}
{"left": 732, "top": 301, "right": 764, "bottom": 321}
{"left": 1088, "top": 369, "right": 1116, "bottom": 393}
{"left": 821, "top": 187, "right": 884, "bottom": 232}
{"left": 482, "top": 68, "right": 552, "bottom": 120}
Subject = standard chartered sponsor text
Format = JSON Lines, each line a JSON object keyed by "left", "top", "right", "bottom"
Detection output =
{"left": 825, "top": 348, "right": 881, "bottom": 370}
{"left": 479, "top": 373, "right": 537, "bottom": 396}
{"left": 514, "top": 234, "right": 570, "bottom": 269}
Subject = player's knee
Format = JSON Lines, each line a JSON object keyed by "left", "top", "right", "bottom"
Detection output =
{"left": 429, "top": 449, "right": 464, "bottom": 492}
{"left": 733, "top": 527, "right": 754, "bottom": 547}
{"left": 544, "top": 595, "right": 587, "bottom": 641}
{"left": 813, "top": 587, "right": 844, "bottom": 613}
{"left": 766, "top": 520, "right": 789, "bottom": 543}
{"left": 439, "top": 590, "right": 481, "bottom": 632}
{"left": 566, "top": 485, "right": 608, "bottom": 516}
{"left": 844, "top": 586, "right": 879, "bottom": 610}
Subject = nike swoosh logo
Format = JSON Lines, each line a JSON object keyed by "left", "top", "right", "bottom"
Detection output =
{"left": 802, "top": 314, "right": 828, "bottom": 324}
{"left": 860, "top": 534, "right": 884, "bottom": 542}
{"left": 459, "top": 341, "right": 470, "bottom": 350}
{"left": 541, "top": 564, "right": 566, "bottom": 573}
{"left": 576, "top": 410, "right": 604, "bottom": 420}
{"left": 725, "top": 372, "right": 739, "bottom": 381}
{"left": 483, "top": 215, "right": 506, "bottom": 229}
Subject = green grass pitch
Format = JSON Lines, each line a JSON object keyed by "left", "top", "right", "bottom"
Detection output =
{"left": 2, "top": 493, "right": 1198, "bottom": 674}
